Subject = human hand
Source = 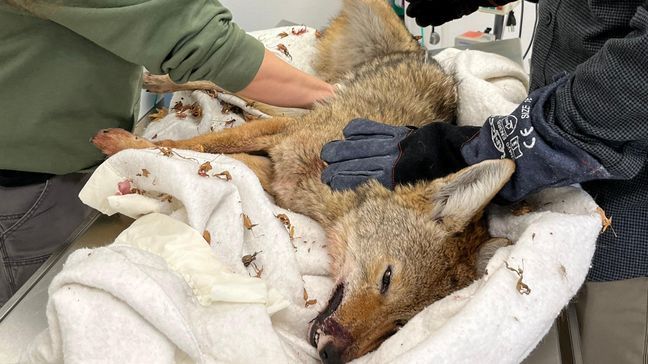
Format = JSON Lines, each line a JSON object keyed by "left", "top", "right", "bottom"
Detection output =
{"left": 461, "top": 75, "right": 612, "bottom": 202}
{"left": 321, "top": 119, "right": 480, "bottom": 190}
{"left": 320, "top": 119, "right": 412, "bottom": 190}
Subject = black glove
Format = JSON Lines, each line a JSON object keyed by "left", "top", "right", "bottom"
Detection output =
{"left": 461, "top": 74, "right": 612, "bottom": 202}
{"left": 406, "top": 0, "right": 514, "bottom": 27}
{"left": 320, "top": 119, "right": 479, "bottom": 190}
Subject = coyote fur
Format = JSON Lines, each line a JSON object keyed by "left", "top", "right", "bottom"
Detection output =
{"left": 92, "top": 0, "right": 514, "bottom": 362}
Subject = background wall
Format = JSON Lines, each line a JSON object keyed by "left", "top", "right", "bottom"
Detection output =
{"left": 219, "top": 0, "right": 343, "bottom": 31}
{"left": 221, "top": 0, "right": 538, "bottom": 69}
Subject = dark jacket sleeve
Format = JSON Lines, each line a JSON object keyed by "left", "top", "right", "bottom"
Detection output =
{"left": 544, "top": 3, "right": 648, "bottom": 179}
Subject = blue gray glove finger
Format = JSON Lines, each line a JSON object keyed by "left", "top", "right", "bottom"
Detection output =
{"left": 321, "top": 156, "right": 394, "bottom": 189}
{"left": 321, "top": 138, "right": 398, "bottom": 163}
{"left": 342, "top": 118, "right": 412, "bottom": 140}
{"left": 326, "top": 170, "right": 385, "bottom": 191}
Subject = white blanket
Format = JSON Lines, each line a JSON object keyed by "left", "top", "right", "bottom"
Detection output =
{"left": 24, "top": 27, "right": 603, "bottom": 364}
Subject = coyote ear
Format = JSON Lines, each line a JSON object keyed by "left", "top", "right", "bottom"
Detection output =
{"left": 428, "top": 159, "right": 515, "bottom": 231}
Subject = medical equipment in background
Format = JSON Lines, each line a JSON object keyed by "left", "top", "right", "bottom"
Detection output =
{"left": 454, "top": 1, "right": 520, "bottom": 46}
{"left": 478, "top": 1, "right": 520, "bottom": 39}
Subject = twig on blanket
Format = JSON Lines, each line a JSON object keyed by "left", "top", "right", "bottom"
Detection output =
{"left": 504, "top": 261, "right": 531, "bottom": 295}
{"left": 242, "top": 251, "right": 262, "bottom": 267}
{"left": 155, "top": 147, "right": 203, "bottom": 164}
{"left": 251, "top": 262, "right": 264, "bottom": 278}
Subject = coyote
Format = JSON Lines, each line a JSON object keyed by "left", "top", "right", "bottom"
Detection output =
{"left": 92, "top": 0, "right": 514, "bottom": 362}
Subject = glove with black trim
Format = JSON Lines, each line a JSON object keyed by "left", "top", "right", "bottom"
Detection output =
{"left": 320, "top": 119, "right": 479, "bottom": 190}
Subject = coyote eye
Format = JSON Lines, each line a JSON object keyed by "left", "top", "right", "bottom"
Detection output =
{"left": 380, "top": 266, "right": 392, "bottom": 294}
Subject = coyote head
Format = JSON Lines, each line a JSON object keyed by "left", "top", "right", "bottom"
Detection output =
{"left": 309, "top": 159, "right": 515, "bottom": 363}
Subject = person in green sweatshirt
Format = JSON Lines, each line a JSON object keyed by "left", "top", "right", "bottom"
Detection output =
{"left": 0, "top": 0, "right": 336, "bottom": 306}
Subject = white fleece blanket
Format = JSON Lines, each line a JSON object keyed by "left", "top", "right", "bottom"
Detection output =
{"left": 24, "top": 27, "right": 603, "bottom": 364}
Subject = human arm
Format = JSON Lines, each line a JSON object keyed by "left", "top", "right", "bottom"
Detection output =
{"left": 532, "top": 2, "right": 648, "bottom": 181}
{"left": 238, "top": 49, "right": 335, "bottom": 109}
{"left": 20, "top": 0, "right": 333, "bottom": 108}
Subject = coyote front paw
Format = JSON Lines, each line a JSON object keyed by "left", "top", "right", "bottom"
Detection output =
{"left": 91, "top": 128, "right": 155, "bottom": 156}
{"left": 142, "top": 73, "right": 175, "bottom": 94}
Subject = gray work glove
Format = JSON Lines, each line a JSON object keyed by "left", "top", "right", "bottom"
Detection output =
{"left": 320, "top": 119, "right": 479, "bottom": 190}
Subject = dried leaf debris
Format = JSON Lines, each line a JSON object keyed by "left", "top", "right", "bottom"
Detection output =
{"left": 505, "top": 261, "right": 531, "bottom": 295}
{"left": 277, "top": 44, "right": 292, "bottom": 60}
{"left": 291, "top": 26, "right": 308, "bottom": 36}
{"left": 596, "top": 207, "right": 616, "bottom": 236}
{"left": 242, "top": 251, "right": 262, "bottom": 268}
{"left": 214, "top": 171, "right": 232, "bottom": 181}
{"left": 136, "top": 168, "right": 151, "bottom": 177}
{"left": 242, "top": 213, "right": 257, "bottom": 230}
{"left": 276, "top": 213, "right": 296, "bottom": 239}
{"left": 149, "top": 108, "right": 168, "bottom": 122}
{"left": 198, "top": 161, "right": 213, "bottom": 177}
{"left": 171, "top": 101, "right": 203, "bottom": 119}
{"left": 511, "top": 201, "right": 533, "bottom": 216}
{"left": 158, "top": 193, "right": 173, "bottom": 203}
{"left": 303, "top": 288, "right": 318, "bottom": 308}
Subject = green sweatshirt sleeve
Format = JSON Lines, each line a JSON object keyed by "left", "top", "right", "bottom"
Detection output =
{"left": 26, "top": 0, "right": 265, "bottom": 92}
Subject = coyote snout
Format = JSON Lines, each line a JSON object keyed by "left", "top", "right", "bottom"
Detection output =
{"left": 306, "top": 160, "right": 515, "bottom": 362}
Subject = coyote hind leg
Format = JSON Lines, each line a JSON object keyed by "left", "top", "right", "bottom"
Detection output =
{"left": 155, "top": 117, "right": 293, "bottom": 154}
{"left": 92, "top": 117, "right": 293, "bottom": 156}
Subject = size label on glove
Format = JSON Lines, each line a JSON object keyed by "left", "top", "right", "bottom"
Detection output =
{"left": 489, "top": 97, "right": 536, "bottom": 160}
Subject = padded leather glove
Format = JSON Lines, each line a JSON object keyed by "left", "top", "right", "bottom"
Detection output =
{"left": 320, "top": 119, "right": 479, "bottom": 190}
{"left": 406, "top": 0, "right": 514, "bottom": 27}
{"left": 461, "top": 74, "right": 612, "bottom": 202}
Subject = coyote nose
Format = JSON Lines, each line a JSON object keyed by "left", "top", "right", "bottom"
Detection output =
{"left": 319, "top": 342, "right": 343, "bottom": 364}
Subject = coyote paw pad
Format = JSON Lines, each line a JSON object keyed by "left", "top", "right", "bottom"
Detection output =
{"left": 91, "top": 128, "right": 154, "bottom": 156}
